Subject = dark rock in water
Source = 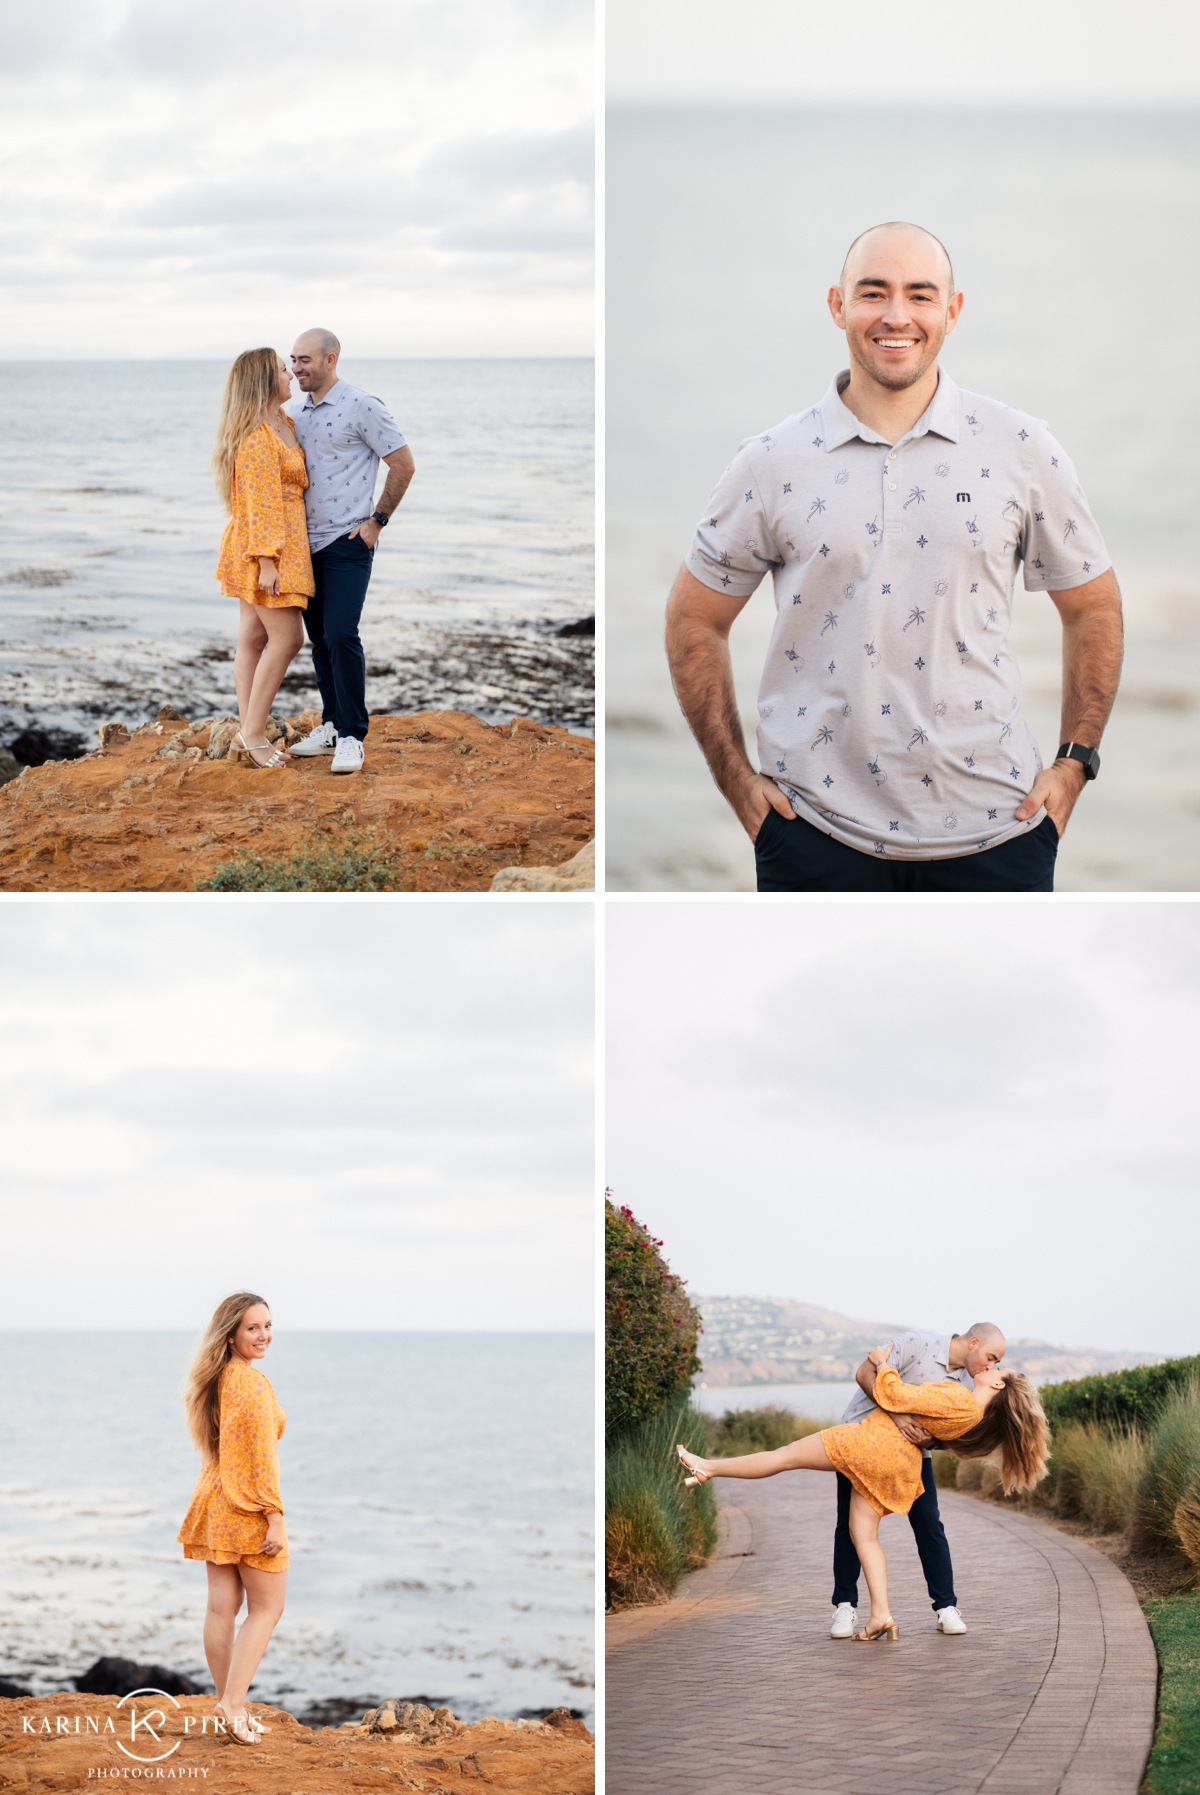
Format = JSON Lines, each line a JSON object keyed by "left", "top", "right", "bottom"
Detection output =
{"left": 74, "top": 1656, "right": 205, "bottom": 1697}
{"left": 9, "top": 725, "right": 88, "bottom": 766}
{"left": 556, "top": 615, "right": 594, "bottom": 637}
{"left": 0, "top": 749, "right": 21, "bottom": 787}
{"left": 0, "top": 1675, "right": 32, "bottom": 1697}
{"left": 520, "top": 1706, "right": 588, "bottom": 1727}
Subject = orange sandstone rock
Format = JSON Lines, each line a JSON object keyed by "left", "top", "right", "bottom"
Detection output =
{"left": 0, "top": 710, "right": 594, "bottom": 894}
{"left": 0, "top": 1693, "right": 593, "bottom": 1794}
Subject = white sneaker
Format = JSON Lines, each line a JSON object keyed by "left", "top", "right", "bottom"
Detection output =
{"left": 936, "top": 1606, "right": 967, "bottom": 1634}
{"left": 830, "top": 1603, "right": 858, "bottom": 1639}
{"left": 330, "top": 735, "right": 364, "bottom": 775}
{"left": 290, "top": 721, "right": 338, "bottom": 756}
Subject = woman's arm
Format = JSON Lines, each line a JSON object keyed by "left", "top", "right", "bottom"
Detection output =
{"left": 218, "top": 1371, "right": 285, "bottom": 1518}
{"left": 236, "top": 430, "right": 286, "bottom": 593}
{"left": 871, "top": 1364, "right": 980, "bottom": 1421}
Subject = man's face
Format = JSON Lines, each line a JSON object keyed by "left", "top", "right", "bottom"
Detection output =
{"left": 964, "top": 1335, "right": 1005, "bottom": 1378}
{"left": 829, "top": 230, "right": 962, "bottom": 393}
{"left": 291, "top": 335, "right": 335, "bottom": 392}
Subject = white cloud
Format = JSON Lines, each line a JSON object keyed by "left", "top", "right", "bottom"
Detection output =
{"left": 606, "top": 903, "right": 1200, "bottom": 1357}
{"left": 0, "top": 0, "right": 593, "bottom": 356}
{"left": 0, "top": 901, "right": 594, "bottom": 1330}
{"left": 608, "top": 0, "right": 1200, "bottom": 105}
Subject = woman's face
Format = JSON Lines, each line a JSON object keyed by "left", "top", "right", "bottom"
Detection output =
{"left": 230, "top": 1303, "right": 272, "bottom": 1360}
{"left": 972, "top": 1368, "right": 1006, "bottom": 1408}
{"left": 276, "top": 357, "right": 292, "bottom": 404}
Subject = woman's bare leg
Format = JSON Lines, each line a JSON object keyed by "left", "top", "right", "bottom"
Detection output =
{"left": 242, "top": 607, "right": 304, "bottom": 741}
{"left": 203, "top": 1563, "right": 244, "bottom": 1700}
{"left": 683, "top": 1431, "right": 836, "bottom": 1480}
{"left": 220, "top": 1564, "right": 287, "bottom": 1724}
{"left": 234, "top": 603, "right": 269, "bottom": 723}
{"left": 848, "top": 1491, "right": 891, "bottom": 1629}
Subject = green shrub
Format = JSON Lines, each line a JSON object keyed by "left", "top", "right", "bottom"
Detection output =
{"left": 605, "top": 1403, "right": 717, "bottom": 1609}
{"left": 1040, "top": 1355, "right": 1200, "bottom": 1433}
{"left": 1039, "top": 1423, "right": 1147, "bottom": 1533}
{"left": 1134, "top": 1381, "right": 1200, "bottom": 1575}
{"left": 198, "top": 828, "right": 405, "bottom": 892}
{"left": 931, "top": 1450, "right": 959, "bottom": 1490}
{"left": 703, "top": 1404, "right": 830, "bottom": 1455}
{"left": 605, "top": 1198, "right": 701, "bottom": 1435}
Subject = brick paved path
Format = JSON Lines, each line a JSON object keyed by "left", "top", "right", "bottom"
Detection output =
{"left": 606, "top": 1473, "right": 1157, "bottom": 1795}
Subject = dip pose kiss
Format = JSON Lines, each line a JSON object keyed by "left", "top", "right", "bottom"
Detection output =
{"left": 178, "top": 1293, "right": 288, "bottom": 1744}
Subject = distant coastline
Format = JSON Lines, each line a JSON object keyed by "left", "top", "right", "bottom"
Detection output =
{"left": 694, "top": 1294, "right": 1160, "bottom": 1388}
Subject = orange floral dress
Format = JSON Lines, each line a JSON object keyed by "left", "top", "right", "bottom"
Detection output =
{"left": 820, "top": 1366, "right": 981, "bottom": 1517}
{"left": 215, "top": 418, "right": 314, "bottom": 609}
{"left": 178, "top": 1359, "right": 288, "bottom": 1572}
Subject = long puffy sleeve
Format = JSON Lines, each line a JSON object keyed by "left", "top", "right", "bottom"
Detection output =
{"left": 234, "top": 428, "right": 286, "bottom": 561}
{"left": 871, "top": 1364, "right": 980, "bottom": 1425}
{"left": 218, "top": 1365, "right": 284, "bottom": 1515}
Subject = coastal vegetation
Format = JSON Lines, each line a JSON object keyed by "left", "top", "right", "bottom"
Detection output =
{"left": 605, "top": 1199, "right": 709, "bottom": 1607}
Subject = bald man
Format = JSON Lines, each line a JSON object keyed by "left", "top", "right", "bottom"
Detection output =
{"left": 288, "top": 330, "right": 415, "bottom": 775}
{"left": 665, "top": 222, "right": 1123, "bottom": 891}
{"left": 830, "top": 1324, "right": 1007, "bottom": 1639}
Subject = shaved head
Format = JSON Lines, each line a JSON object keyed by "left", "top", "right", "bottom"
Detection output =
{"left": 296, "top": 326, "right": 341, "bottom": 359}
{"left": 964, "top": 1322, "right": 1005, "bottom": 1348}
{"left": 840, "top": 221, "right": 954, "bottom": 294}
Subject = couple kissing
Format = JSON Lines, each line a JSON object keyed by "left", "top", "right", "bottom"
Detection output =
{"left": 678, "top": 1323, "right": 1050, "bottom": 1643}
{"left": 212, "top": 329, "right": 415, "bottom": 773}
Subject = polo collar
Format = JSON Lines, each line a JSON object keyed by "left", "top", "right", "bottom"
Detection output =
{"left": 301, "top": 377, "right": 344, "bottom": 411}
{"left": 819, "top": 367, "right": 961, "bottom": 452}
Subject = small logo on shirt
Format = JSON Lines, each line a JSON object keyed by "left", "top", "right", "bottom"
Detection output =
{"left": 956, "top": 492, "right": 970, "bottom": 503}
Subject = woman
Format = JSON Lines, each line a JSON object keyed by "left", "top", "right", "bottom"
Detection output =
{"left": 678, "top": 1343, "right": 1049, "bottom": 1643}
{"left": 213, "top": 348, "right": 313, "bottom": 769}
{"left": 178, "top": 1292, "right": 288, "bottom": 1744}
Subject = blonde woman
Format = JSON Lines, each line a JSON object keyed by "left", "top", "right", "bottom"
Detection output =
{"left": 677, "top": 1345, "right": 1049, "bottom": 1643}
{"left": 178, "top": 1292, "right": 288, "bottom": 1744}
{"left": 214, "top": 349, "right": 314, "bottom": 769}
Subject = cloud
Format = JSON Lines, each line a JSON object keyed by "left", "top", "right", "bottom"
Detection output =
{"left": 0, "top": 0, "right": 593, "bottom": 356}
{"left": 0, "top": 903, "right": 594, "bottom": 1330}
{"left": 606, "top": 905, "right": 1200, "bottom": 1357}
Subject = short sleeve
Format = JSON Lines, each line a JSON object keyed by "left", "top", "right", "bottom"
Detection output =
{"left": 219, "top": 1369, "right": 284, "bottom": 1515}
{"left": 1019, "top": 429, "right": 1110, "bottom": 593}
{"left": 235, "top": 429, "right": 286, "bottom": 561}
{"left": 687, "top": 442, "right": 783, "bottom": 598}
{"left": 354, "top": 395, "right": 406, "bottom": 457}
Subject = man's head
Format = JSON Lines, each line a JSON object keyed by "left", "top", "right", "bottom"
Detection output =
{"left": 957, "top": 1322, "right": 1006, "bottom": 1378}
{"left": 827, "top": 222, "right": 962, "bottom": 394}
{"left": 291, "top": 328, "right": 341, "bottom": 396}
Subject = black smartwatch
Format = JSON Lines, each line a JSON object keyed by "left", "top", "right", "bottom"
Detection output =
{"left": 370, "top": 510, "right": 389, "bottom": 528}
{"left": 1057, "top": 742, "right": 1100, "bottom": 781}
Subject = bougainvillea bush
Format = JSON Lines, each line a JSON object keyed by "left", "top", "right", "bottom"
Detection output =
{"left": 605, "top": 1197, "right": 702, "bottom": 1435}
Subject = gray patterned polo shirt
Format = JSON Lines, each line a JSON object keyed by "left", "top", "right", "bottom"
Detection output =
{"left": 290, "top": 378, "right": 407, "bottom": 553}
{"left": 687, "top": 368, "right": 1111, "bottom": 859}
{"left": 840, "top": 1330, "right": 974, "bottom": 1458}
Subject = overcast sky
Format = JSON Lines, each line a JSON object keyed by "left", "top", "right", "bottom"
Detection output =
{"left": 0, "top": 902, "right": 593, "bottom": 1331}
{"left": 606, "top": 903, "right": 1200, "bottom": 1359}
{"left": 0, "top": 0, "right": 593, "bottom": 358}
{"left": 608, "top": 0, "right": 1200, "bottom": 104}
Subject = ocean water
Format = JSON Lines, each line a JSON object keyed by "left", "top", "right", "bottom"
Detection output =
{"left": 692, "top": 1383, "right": 853, "bottom": 1422}
{"left": 0, "top": 359, "right": 594, "bottom": 744}
{"left": 0, "top": 1332, "right": 593, "bottom": 1727}
{"left": 607, "top": 109, "right": 1200, "bottom": 890}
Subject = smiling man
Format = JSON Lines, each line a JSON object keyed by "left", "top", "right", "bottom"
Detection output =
{"left": 287, "top": 329, "right": 415, "bottom": 776}
{"left": 664, "top": 222, "right": 1123, "bottom": 891}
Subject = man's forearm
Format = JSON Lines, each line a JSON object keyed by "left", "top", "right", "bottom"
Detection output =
{"left": 665, "top": 611, "right": 755, "bottom": 802}
{"left": 374, "top": 450, "right": 415, "bottom": 519}
{"left": 855, "top": 1357, "right": 878, "bottom": 1396}
{"left": 1057, "top": 576, "right": 1123, "bottom": 747}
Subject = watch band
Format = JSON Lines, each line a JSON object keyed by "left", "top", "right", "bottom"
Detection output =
{"left": 1057, "top": 742, "right": 1100, "bottom": 781}
{"left": 370, "top": 510, "right": 389, "bottom": 527}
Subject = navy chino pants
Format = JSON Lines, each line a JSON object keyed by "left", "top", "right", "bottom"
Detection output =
{"left": 755, "top": 806, "right": 1059, "bottom": 892}
{"left": 832, "top": 1464, "right": 956, "bottom": 1612}
{"left": 305, "top": 530, "right": 375, "bottom": 742}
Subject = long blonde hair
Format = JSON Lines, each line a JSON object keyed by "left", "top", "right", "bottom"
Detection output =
{"left": 213, "top": 348, "right": 282, "bottom": 511}
{"left": 949, "top": 1371, "right": 1051, "bottom": 1495}
{"left": 184, "top": 1291, "right": 269, "bottom": 1463}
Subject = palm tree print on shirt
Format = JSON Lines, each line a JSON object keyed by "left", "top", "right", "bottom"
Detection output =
{"left": 902, "top": 607, "right": 926, "bottom": 631}
{"left": 811, "top": 726, "right": 834, "bottom": 749}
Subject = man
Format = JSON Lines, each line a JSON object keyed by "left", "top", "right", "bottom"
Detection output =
{"left": 830, "top": 1322, "right": 1006, "bottom": 1640}
{"left": 664, "top": 221, "right": 1123, "bottom": 890}
{"left": 287, "top": 329, "right": 415, "bottom": 775}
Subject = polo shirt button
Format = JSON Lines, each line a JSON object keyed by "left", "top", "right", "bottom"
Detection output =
{"left": 888, "top": 451, "right": 896, "bottom": 460}
{"left": 889, "top": 483, "right": 897, "bottom": 491}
